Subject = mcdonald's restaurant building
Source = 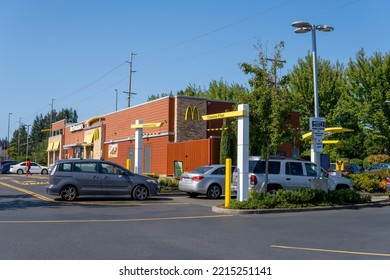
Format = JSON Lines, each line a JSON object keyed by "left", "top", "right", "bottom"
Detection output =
{"left": 47, "top": 95, "right": 300, "bottom": 176}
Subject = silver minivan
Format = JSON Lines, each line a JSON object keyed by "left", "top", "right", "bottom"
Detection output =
{"left": 46, "top": 159, "right": 160, "bottom": 201}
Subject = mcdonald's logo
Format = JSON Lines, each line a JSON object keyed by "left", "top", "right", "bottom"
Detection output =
{"left": 184, "top": 106, "right": 200, "bottom": 121}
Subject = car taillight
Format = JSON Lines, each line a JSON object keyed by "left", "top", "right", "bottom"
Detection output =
{"left": 386, "top": 178, "right": 390, "bottom": 184}
{"left": 179, "top": 175, "right": 183, "bottom": 180}
{"left": 191, "top": 176, "right": 204, "bottom": 182}
{"left": 250, "top": 175, "right": 257, "bottom": 185}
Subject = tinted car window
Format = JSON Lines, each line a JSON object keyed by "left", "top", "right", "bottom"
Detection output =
{"left": 211, "top": 167, "right": 225, "bottom": 175}
{"left": 190, "top": 166, "right": 214, "bottom": 174}
{"left": 305, "top": 163, "right": 317, "bottom": 176}
{"left": 100, "top": 163, "right": 123, "bottom": 174}
{"left": 253, "top": 161, "right": 281, "bottom": 174}
{"left": 59, "top": 163, "right": 72, "bottom": 172}
{"left": 74, "top": 162, "right": 97, "bottom": 173}
{"left": 286, "top": 162, "right": 303, "bottom": 176}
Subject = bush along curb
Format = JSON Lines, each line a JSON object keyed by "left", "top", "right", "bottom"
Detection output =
{"left": 212, "top": 200, "right": 390, "bottom": 215}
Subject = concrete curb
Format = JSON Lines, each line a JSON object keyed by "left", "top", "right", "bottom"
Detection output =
{"left": 212, "top": 200, "right": 390, "bottom": 215}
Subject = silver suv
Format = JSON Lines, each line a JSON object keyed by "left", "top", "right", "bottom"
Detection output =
{"left": 46, "top": 159, "right": 160, "bottom": 201}
{"left": 233, "top": 156, "right": 352, "bottom": 195}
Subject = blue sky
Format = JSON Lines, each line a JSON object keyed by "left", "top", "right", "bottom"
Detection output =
{"left": 1, "top": 0, "right": 389, "bottom": 139}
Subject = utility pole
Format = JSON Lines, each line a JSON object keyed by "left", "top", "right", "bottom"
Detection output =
{"left": 7, "top": 112, "right": 12, "bottom": 159}
{"left": 126, "top": 51, "right": 137, "bottom": 107}
{"left": 25, "top": 124, "right": 31, "bottom": 159}
{"left": 115, "top": 89, "right": 118, "bottom": 111}
{"left": 17, "top": 117, "right": 21, "bottom": 156}
{"left": 49, "top": 98, "right": 55, "bottom": 137}
{"left": 265, "top": 58, "right": 286, "bottom": 89}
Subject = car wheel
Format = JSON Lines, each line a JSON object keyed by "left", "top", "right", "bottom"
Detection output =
{"left": 17, "top": 169, "right": 24, "bottom": 175}
{"left": 187, "top": 192, "right": 199, "bottom": 198}
{"left": 41, "top": 169, "right": 48, "bottom": 175}
{"left": 207, "top": 184, "right": 222, "bottom": 199}
{"left": 133, "top": 185, "right": 148, "bottom": 201}
{"left": 267, "top": 185, "right": 281, "bottom": 196}
{"left": 60, "top": 186, "right": 78, "bottom": 201}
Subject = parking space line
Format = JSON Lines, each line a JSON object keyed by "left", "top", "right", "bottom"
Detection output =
{"left": 0, "top": 214, "right": 233, "bottom": 224}
{"left": 0, "top": 181, "right": 189, "bottom": 206}
{"left": 0, "top": 181, "right": 55, "bottom": 202}
{"left": 271, "top": 245, "right": 390, "bottom": 257}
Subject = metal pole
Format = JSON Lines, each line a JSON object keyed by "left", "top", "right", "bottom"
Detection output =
{"left": 7, "top": 113, "right": 12, "bottom": 158}
{"left": 115, "top": 89, "right": 118, "bottom": 111}
{"left": 311, "top": 26, "right": 321, "bottom": 176}
{"left": 17, "top": 117, "right": 21, "bottom": 156}
{"left": 26, "top": 125, "right": 31, "bottom": 160}
{"left": 49, "top": 98, "right": 55, "bottom": 137}
{"left": 127, "top": 51, "right": 137, "bottom": 107}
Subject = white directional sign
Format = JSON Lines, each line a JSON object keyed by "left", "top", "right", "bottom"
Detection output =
{"left": 310, "top": 117, "right": 325, "bottom": 131}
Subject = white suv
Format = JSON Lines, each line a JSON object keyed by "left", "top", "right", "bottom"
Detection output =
{"left": 233, "top": 157, "right": 352, "bottom": 195}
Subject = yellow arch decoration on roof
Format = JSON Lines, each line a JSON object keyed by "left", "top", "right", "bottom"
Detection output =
{"left": 302, "top": 127, "right": 354, "bottom": 141}
{"left": 84, "top": 116, "right": 103, "bottom": 126}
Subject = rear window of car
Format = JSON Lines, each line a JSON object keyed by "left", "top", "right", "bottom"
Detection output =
{"left": 190, "top": 166, "right": 214, "bottom": 174}
{"left": 252, "top": 161, "right": 280, "bottom": 174}
{"left": 58, "top": 163, "right": 73, "bottom": 172}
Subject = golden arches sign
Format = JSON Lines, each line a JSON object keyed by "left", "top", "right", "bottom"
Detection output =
{"left": 184, "top": 106, "right": 200, "bottom": 121}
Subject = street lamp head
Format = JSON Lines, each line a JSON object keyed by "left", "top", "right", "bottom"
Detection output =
{"left": 292, "top": 21, "right": 312, "bottom": 28}
{"left": 316, "top": 25, "right": 334, "bottom": 32}
{"left": 292, "top": 21, "right": 334, "bottom": 33}
{"left": 294, "top": 27, "right": 312, "bottom": 33}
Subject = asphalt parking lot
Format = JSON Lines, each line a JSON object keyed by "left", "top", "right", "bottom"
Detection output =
{"left": 2, "top": 173, "right": 390, "bottom": 260}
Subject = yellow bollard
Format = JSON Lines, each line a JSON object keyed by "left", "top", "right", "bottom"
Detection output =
{"left": 225, "top": 158, "right": 232, "bottom": 208}
{"left": 126, "top": 159, "right": 131, "bottom": 170}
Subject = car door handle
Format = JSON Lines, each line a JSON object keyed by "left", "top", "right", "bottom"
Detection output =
{"left": 93, "top": 176, "right": 100, "bottom": 179}
{"left": 104, "top": 176, "right": 110, "bottom": 180}
{"left": 286, "top": 178, "right": 291, "bottom": 180}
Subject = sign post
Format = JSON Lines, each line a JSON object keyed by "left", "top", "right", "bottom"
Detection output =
{"left": 202, "top": 104, "right": 250, "bottom": 202}
{"left": 130, "top": 121, "right": 164, "bottom": 174}
{"left": 310, "top": 117, "right": 325, "bottom": 176}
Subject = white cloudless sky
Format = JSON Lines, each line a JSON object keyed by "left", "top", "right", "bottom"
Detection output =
{"left": 1, "top": 0, "right": 389, "bottom": 138}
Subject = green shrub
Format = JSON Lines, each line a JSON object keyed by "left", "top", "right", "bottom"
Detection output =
{"left": 326, "top": 189, "right": 371, "bottom": 204}
{"left": 158, "top": 177, "right": 179, "bottom": 192}
{"left": 349, "top": 173, "right": 384, "bottom": 193}
{"left": 228, "top": 189, "right": 371, "bottom": 209}
{"left": 143, "top": 173, "right": 159, "bottom": 180}
{"left": 364, "top": 154, "right": 390, "bottom": 166}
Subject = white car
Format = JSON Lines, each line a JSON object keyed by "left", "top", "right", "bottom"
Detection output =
{"left": 9, "top": 161, "right": 49, "bottom": 175}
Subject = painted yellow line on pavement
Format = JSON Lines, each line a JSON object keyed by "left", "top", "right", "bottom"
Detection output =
{"left": 271, "top": 245, "right": 390, "bottom": 257}
{"left": 0, "top": 214, "right": 233, "bottom": 224}
{"left": 0, "top": 181, "right": 55, "bottom": 202}
{"left": 0, "top": 181, "right": 189, "bottom": 206}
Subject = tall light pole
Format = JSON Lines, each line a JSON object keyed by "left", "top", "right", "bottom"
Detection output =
{"left": 25, "top": 124, "right": 31, "bottom": 159}
{"left": 292, "top": 21, "right": 334, "bottom": 176}
{"left": 7, "top": 112, "right": 12, "bottom": 159}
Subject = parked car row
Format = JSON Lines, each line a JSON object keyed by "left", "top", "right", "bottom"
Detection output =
{"left": 1, "top": 160, "right": 49, "bottom": 175}
{"left": 0, "top": 160, "right": 19, "bottom": 174}
{"left": 327, "top": 162, "right": 390, "bottom": 176}
{"left": 179, "top": 157, "right": 353, "bottom": 199}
